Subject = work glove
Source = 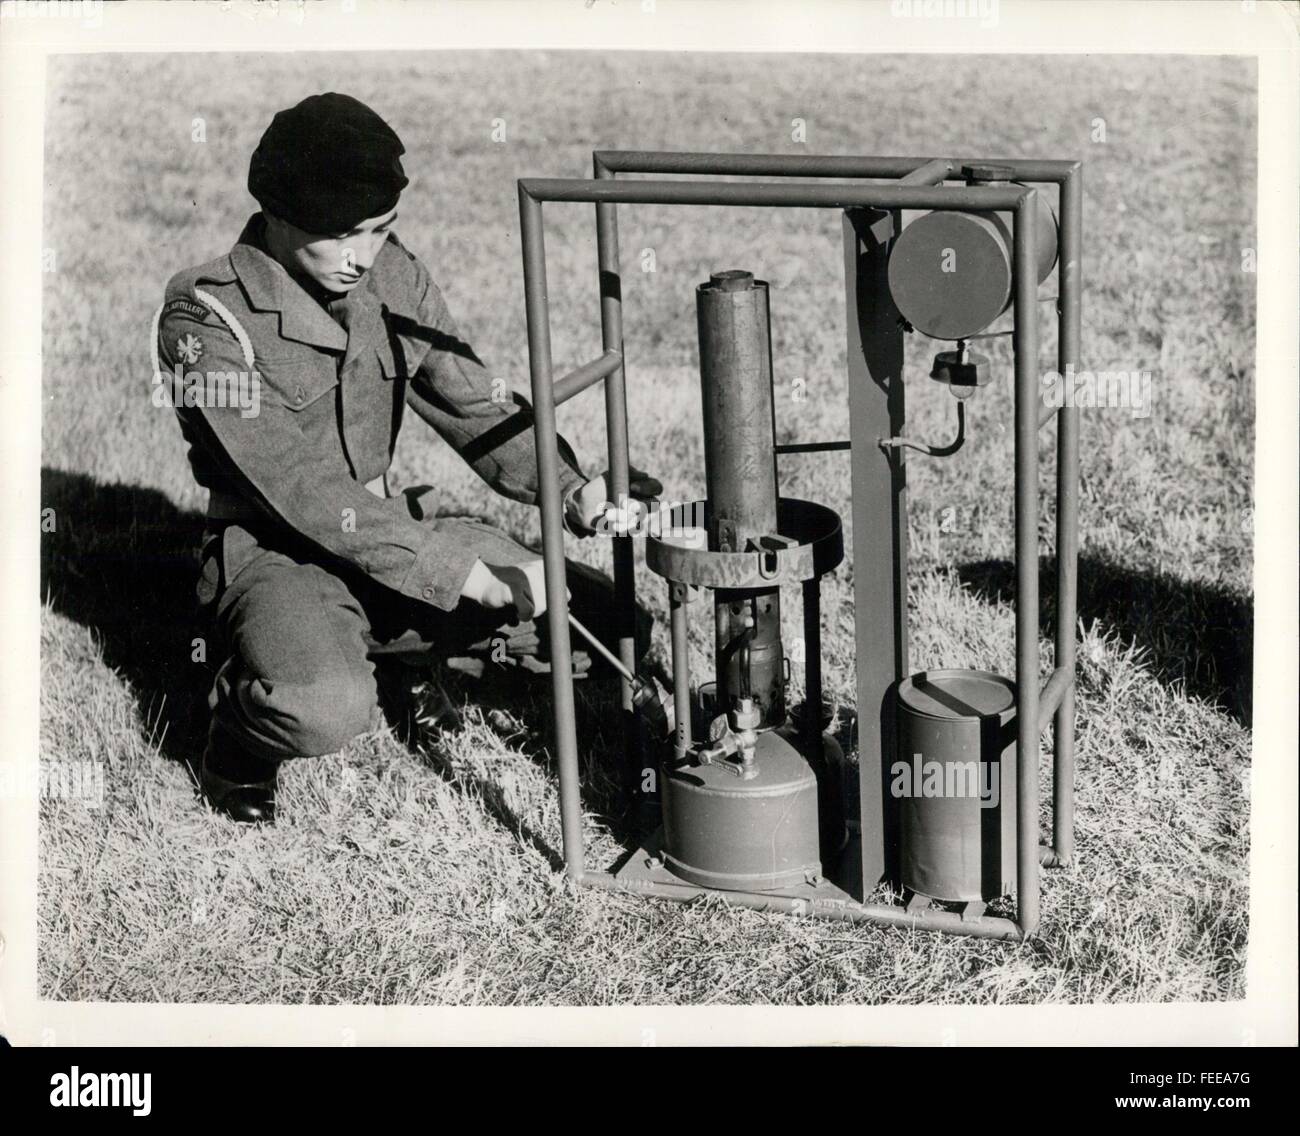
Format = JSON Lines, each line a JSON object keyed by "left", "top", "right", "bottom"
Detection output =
{"left": 563, "top": 466, "right": 663, "bottom": 537}
{"left": 461, "top": 558, "right": 553, "bottom": 621}
{"left": 455, "top": 566, "right": 592, "bottom": 678}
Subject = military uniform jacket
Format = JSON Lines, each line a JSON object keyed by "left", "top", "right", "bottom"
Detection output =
{"left": 154, "top": 215, "right": 586, "bottom": 612}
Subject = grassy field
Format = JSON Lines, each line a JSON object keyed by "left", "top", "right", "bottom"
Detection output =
{"left": 38, "top": 50, "right": 1254, "bottom": 1006}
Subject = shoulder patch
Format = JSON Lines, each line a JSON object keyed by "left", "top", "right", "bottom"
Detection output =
{"left": 173, "top": 330, "right": 206, "bottom": 365}
{"left": 162, "top": 297, "right": 214, "bottom": 322}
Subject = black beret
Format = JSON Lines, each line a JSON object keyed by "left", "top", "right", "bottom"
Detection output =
{"left": 248, "top": 92, "right": 409, "bottom": 235}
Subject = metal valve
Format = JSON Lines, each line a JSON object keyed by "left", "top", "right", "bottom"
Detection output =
{"left": 696, "top": 730, "right": 747, "bottom": 777}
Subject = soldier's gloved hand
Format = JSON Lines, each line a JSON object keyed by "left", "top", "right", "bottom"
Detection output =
{"left": 460, "top": 558, "right": 563, "bottom": 622}
{"left": 457, "top": 560, "right": 591, "bottom": 677}
{"left": 563, "top": 466, "right": 663, "bottom": 537}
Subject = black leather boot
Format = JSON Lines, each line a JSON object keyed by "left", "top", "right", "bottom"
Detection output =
{"left": 200, "top": 726, "right": 278, "bottom": 824}
{"left": 375, "top": 660, "right": 465, "bottom": 747}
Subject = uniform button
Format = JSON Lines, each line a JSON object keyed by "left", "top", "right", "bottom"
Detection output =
{"left": 293, "top": 385, "right": 305, "bottom": 405}
{"left": 421, "top": 587, "right": 434, "bottom": 600}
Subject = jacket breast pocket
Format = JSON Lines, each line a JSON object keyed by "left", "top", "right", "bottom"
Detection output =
{"left": 261, "top": 358, "right": 339, "bottom": 412}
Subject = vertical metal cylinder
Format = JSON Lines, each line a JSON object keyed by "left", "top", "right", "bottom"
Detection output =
{"left": 520, "top": 187, "right": 584, "bottom": 881}
{"left": 1012, "top": 191, "right": 1042, "bottom": 934}
{"left": 1054, "top": 166, "right": 1082, "bottom": 866}
{"left": 593, "top": 158, "right": 639, "bottom": 787}
{"left": 801, "top": 577, "right": 823, "bottom": 760}
{"left": 896, "top": 670, "right": 1017, "bottom": 902}
{"left": 696, "top": 270, "right": 784, "bottom": 726}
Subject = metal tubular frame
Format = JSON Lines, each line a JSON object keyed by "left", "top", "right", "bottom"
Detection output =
{"left": 553, "top": 348, "right": 623, "bottom": 405}
{"left": 519, "top": 152, "right": 1081, "bottom": 940}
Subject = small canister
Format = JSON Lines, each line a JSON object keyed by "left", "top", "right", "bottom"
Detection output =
{"left": 894, "top": 669, "right": 1018, "bottom": 903}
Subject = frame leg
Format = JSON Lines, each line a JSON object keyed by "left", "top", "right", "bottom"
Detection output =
{"left": 1052, "top": 167, "right": 1082, "bottom": 867}
{"left": 1013, "top": 192, "right": 1042, "bottom": 935}
{"left": 520, "top": 188, "right": 584, "bottom": 880}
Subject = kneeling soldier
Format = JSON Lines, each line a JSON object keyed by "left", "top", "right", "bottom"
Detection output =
{"left": 154, "top": 93, "right": 658, "bottom": 823}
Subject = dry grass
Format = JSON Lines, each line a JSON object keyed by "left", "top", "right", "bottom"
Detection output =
{"left": 38, "top": 50, "right": 1253, "bottom": 1004}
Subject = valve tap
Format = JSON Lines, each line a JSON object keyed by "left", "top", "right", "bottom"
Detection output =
{"left": 729, "top": 696, "right": 762, "bottom": 774}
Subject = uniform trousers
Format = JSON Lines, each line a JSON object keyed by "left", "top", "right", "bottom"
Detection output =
{"left": 199, "top": 511, "right": 641, "bottom": 761}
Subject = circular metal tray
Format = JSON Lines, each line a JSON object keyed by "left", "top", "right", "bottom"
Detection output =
{"left": 645, "top": 497, "right": 843, "bottom": 588}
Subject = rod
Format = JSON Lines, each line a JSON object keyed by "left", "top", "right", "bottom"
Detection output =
{"left": 553, "top": 349, "right": 622, "bottom": 406}
{"left": 802, "top": 578, "right": 823, "bottom": 760}
{"left": 581, "top": 872, "right": 1026, "bottom": 941}
{"left": 521, "top": 178, "right": 1032, "bottom": 214}
{"left": 669, "top": 587, "right": 693, "bottom": 761}
{"left": 1054, "top": 164, "right": 1082, "bottom": 867}
{"left": 1037, "top": 666, "right": 1075, "bottom": 732}
{"left": 596, "top": 151, "right": 934, "bottom": 178}
{"left": 1013, "top": 192, "right": 1042, "bottom": 936}
{"left": 520, "top": 186, "right": 584, "bottom": 882}
{"left": 593, "top": 150, "right": 1079, "bottom": 184}
{"left": 898, "top": 158, "right": 954, "bottom": 185}
{"left": 567, "top": 611, "right": 634, "bottom": 683}
{"left": 594, "top": 157, "right": 640, "bottom": 791}
{"left": 774, "top": 439, "right": 851, "bottom": 455}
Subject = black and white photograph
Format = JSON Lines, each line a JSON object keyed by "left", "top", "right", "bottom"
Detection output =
{"left": 0, "top": 0, "right": 1296, "bottom": 1059}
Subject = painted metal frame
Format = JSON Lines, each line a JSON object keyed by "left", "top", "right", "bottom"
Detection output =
{"left": 519, "top": 151, "right": 1081, "bottom": 940}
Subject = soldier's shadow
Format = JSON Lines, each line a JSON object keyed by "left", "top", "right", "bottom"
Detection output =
{"left": 957, "top": 556, "right": 1253, "bottom": 727}
{"left": 40, "top": 469, "right": 212, "bottom": 768}
{"left": 38, "top": 468, "right": 639, "bottom": 861}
